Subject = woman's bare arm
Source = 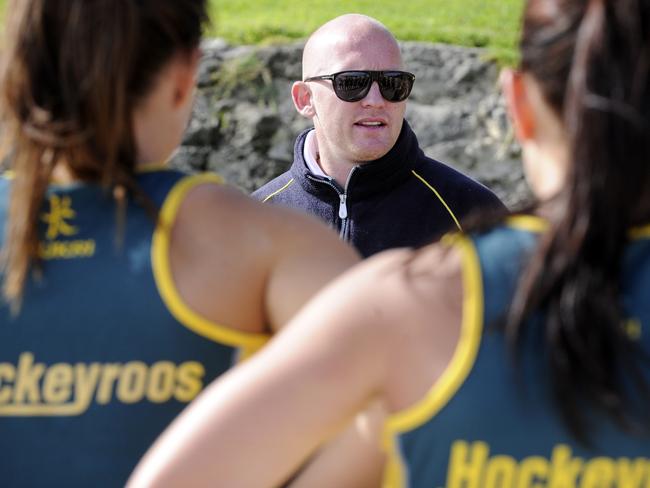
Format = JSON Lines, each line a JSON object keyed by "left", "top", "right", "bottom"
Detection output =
{"left": 128, "top": 244, "right": 464, "bottom": 487}
{"left": 285, "top": 400, "right": 387, "bottom": 488}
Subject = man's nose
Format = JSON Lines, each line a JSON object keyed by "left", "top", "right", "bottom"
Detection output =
{"left": 360, "top": 81, "right": 385, "bottom": 106}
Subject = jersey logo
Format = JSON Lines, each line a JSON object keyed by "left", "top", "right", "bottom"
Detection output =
{"left": 625, "top": 318, "right": 643, "bottom": 341}
{"left": 38, "top": 195, "right": 95, "bottom": 259}
{"left": 41, "top": 195, "right": 78, "bottom": 239}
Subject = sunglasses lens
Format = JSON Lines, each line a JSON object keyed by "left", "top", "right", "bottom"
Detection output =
{"left": 378, "top": 72, "right": 414, "bottom": 102}
{"left": 328, "top": 71, "right": 414, "bottom": 102}
{"left": 333, "top": 72, "right": 371, "bottom": 102}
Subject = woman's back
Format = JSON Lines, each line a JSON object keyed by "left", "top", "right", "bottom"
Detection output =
{"left": 385, "top": 216, "right": 650, "bottom": 487}
{"left": 0, "top": 169, "right": 270, "bottom": 486}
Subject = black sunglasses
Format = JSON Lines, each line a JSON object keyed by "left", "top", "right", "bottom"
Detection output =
{"left": 304, "top": 70, "right": 415, "bottom": 103}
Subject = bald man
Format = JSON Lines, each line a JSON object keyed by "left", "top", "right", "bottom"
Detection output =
{"left": 253, "top": 14, "right": 505, "bottom": 257}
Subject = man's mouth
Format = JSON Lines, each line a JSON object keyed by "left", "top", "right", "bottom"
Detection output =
{"left": 354, "top": 120, "right": 386, "bottom": 127}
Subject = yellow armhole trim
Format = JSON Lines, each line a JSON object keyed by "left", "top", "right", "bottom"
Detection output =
{"left": 505, "top": 214, "right": 548, "bottom": 233}
{"left": 262, "top": 178, "right": 295, "bottom": 202}
{"left": 411, "top": 170, "right": 462, "bottom": 231}
{"left": 508, "top": 214, "right": 650, "bottom": 240}
{"left": 136, "top": 163, "right": 171, "bottom": 173}
{"left": 381, "top": 234, "right": 483, "bottom": 488}
{"left": 152, "top": 173, "right": 269, "bottom": 351}
{"left": 629, "top": 224, "right": 650, "bottom": 239}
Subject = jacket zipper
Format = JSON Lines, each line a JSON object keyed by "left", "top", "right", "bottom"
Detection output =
{"left": 338, "top": 168, "right": 356, "bottom": 241}
{"left": 306, "top": 167, "right": 357, "bottom": 241}
{"left": 338, "top": 194, "right": 348, "bottom": 218}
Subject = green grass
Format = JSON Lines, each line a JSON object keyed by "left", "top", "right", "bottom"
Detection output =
{"left": 208, "top": 0, "right": 524, "bottom": 64}
{"left": 0, "top": 1, "right": 524, "bottom": 64}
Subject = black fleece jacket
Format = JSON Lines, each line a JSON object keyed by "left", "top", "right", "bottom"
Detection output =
{"left": 252, "top": 120, "right": 505, "bottom": 257}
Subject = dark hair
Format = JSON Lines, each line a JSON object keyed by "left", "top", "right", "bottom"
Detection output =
{"left": 0, "top": 0, "right": 208, "bottom": 308}
{"left": 508, "top": 0, "right": 650, "bottom": 442}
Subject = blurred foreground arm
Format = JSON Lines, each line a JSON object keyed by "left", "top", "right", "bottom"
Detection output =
{"left": 127, "top": 253, "right": 404, "bottom": 487}
{"left": 286, "top": 400, "right": 387, "bottom": 488}
{"left": 127, "top": 244, "right": 463, "bottom": 487}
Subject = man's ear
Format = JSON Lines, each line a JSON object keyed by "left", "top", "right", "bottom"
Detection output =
{"left": 291, "top": 81, "right": 316, "bottom": 118}
{"left": 172, "top": 47, "right": 201, "bottom": 108}
{"left": 501, "top": 68, "right": 535, "bottom": 142}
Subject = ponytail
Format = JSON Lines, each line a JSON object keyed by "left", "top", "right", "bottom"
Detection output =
{"left": 509, "top": 0, "right": 650, "bottom": 443}
{"left": 0, "top": 0, "right": 208, "bottom": 310}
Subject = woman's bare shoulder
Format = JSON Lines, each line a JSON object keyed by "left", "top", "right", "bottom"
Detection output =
{"left": 347, "top": 242, "right": 463, "bottom": 314}
{"left": 331, "top": 242, "right": 465, "bottom": 410}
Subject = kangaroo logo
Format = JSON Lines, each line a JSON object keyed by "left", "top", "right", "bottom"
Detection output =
{"left": 41, "top": 195, "right": 78, "bottom": 240}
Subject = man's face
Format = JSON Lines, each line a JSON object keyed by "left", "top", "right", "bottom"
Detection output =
{"left": 307, "top": 33, "right": 407, "bottom": 168}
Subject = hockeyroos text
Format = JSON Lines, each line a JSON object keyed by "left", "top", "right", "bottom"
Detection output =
{"left": 0, "top": 352, "right": 205, "bottom": 415}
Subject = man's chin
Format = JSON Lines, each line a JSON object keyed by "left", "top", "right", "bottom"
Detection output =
{"left": 352, "top": 148, "right": 392, "bottom": 163}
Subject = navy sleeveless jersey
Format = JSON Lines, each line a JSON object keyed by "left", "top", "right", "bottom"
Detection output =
{"left": 0, "top": 169, "right": 269, "bottom": 487}
{"left": 382, "top": 215, "right": 650, "bottom": 488}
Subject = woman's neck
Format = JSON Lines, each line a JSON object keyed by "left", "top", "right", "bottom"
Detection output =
{"left": 50, "top": 162, "right": 76, "bottom": 184}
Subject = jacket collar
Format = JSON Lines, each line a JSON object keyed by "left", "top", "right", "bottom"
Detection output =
{"left": 290, "top": 119, "right": 422, "bottom": 200}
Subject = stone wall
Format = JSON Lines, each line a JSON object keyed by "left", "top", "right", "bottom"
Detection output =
{"left": 172, "top": 39, "right": 532, "bottom": 208}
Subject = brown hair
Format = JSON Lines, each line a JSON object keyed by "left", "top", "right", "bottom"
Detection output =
{"left": 0, "top": 0, "right": 208, "bottom": 308}
{"left": 508, "top": 0, "right": 650, "bottom": 442}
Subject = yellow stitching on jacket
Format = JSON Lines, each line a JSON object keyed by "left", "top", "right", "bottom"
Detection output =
{"left": 262, "top": 178, "right": 295, "bottom": 202}
{"left": 411, "top": 170, "right": 462, "bottom": 231}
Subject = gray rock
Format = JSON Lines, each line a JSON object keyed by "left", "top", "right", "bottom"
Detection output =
{"left": 172, "top": 38, "right": 532, "bottom": 208}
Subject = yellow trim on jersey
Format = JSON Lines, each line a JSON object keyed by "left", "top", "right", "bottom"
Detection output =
{"left": 381, "top": 234, "right": 483, "bottom": 488}
{"left": 136, "top": 163, "right": 172, "bottom": 173}
{"left": 152, "top": 173, "right": 269, "bottom": 351}
{"left": 629, "top": 224, "right": 650, "bottom": 239}
{"left": 262, "top": 178, "right": 295, "bottom": 202}
{"left": 507, "top": 214, "right": 650, "bottom": 240}
{"left": 411, "top": 170, "right": 462, "bottom": 231}
{"left": 382, "top": 433, "right": 406, "bottom": 488}
{"left": 505, "top": 214, "right": 548, "bottom": 233}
